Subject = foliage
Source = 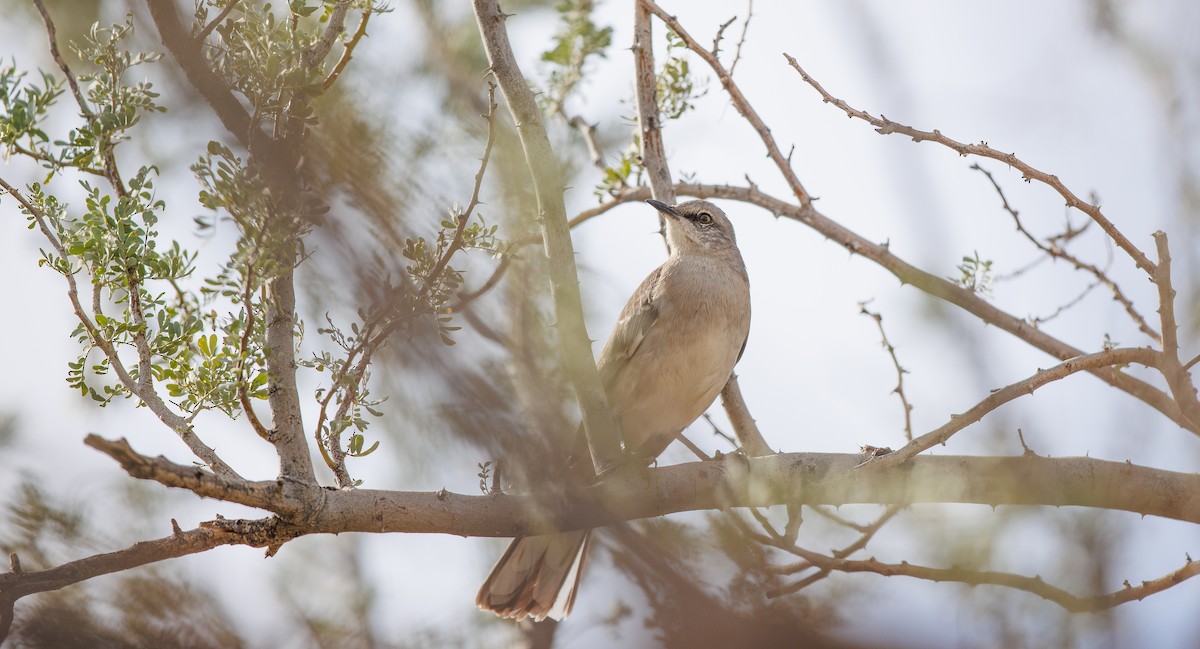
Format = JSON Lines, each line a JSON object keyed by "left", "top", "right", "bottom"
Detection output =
{"left": 954, "top": 250, "right": 994, "bottom": 295}
{"left": 540, "top": 0, "right": 613, "bottom": 111}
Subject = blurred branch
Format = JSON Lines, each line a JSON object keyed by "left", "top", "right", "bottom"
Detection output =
{"left": 783, "top": 53, "right": 1156, "bottom": 276}
{"left": 971, "top": 163, "right": 1159, "bottom": 342}
{"left": 473, "top": 0, "right": 623, "bottom": 473}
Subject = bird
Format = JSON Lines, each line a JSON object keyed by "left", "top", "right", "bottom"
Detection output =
{"left": 476, "top": 198, "right": 752, "bottom": 622}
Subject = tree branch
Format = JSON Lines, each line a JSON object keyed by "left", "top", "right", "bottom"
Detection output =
{"left": 863, "top": 347, "right": 1157, "bottom": 470}
{"left": 666, "top": 182, "right": 1199, "bottom": 437}
{"left": 631, "top": 4, "right": 772, "bottom": 457}
{"left": 91, "top": 434, "right": 1200, "bottom": 534}
{"left": 1152, "top": 231, "right": 1200, "bottom": 428}
{"left": 782, "top": 54, "right": 1156, "bottom": 277}
{"left": 639, "top": 0, "right": 813, "bottom": 208}
{"left": 971, "top": 163, "right": 1159, "bottom": 342}
{"left": 473, "top": 0, "right": 622, "bottom": 472}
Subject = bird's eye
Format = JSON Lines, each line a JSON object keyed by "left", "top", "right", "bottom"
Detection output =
{"left": 696, "top": 212, "right": 713, "bottom": 225}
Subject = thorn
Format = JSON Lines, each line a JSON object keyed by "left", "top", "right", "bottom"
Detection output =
{"left": 9, "top": 552, "right": 21, "bottom": 574}
{"left": 171, "top": 518, "right": 183, "bottom": 535}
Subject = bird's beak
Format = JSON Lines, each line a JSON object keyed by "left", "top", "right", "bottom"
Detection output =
{"left": 645, "top": 199, "right": 680, "bottom": 219}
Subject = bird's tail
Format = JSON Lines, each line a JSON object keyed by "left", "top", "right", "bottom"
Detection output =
{"left": 476, "top": 530, "right": 591, "bottom": 622}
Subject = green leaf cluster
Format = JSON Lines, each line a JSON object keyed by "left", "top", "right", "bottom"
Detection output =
{"left": 540, "top": 0, "right": 613, "bottom": 110}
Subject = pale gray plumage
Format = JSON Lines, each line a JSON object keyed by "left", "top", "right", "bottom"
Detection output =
{"left": 477, "top": 199, "right": 751, "bottom": 622}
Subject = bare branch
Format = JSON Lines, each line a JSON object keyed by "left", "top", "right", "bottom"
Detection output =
{"left": 859, "top": 303, "right": 914, "bottom": 441}
{"left": 93, "top": 433, "right": 1200, "bottom": 533}
{"left": 767, "top": 546, "right": 1200, "bottom": 614}
{"left": 667, "top": 181, "right": 1198, "bottom": 436}
{"left": 783, "top": 54, "right": 1156, "bottom": 276}
{"left": 972, "top": 163, "right": 1159, "bottom": 342}
{"left": 1152, "top": 232, "right": 1200, "bottom": 427}
{"left": 632, "top": 2, "right": 674, "bottom": 202}
{"left": 865, "top": 346, "right": 1158, "bottom": 470}
{"left": 639, "top": 0, "right": 813, "bottom": 208}
{"left": 728, "top": 0, "right": 752, "bottom": 77}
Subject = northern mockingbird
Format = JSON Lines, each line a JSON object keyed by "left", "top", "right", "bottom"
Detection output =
{"left": 477, "top": 199, "right": 752, "bottom": 621}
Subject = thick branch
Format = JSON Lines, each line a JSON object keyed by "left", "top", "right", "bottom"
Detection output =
{"left": 266, "top": 266, "right": 317, "bottom": 485}
{"left": 92, "top": 435, "right": 1200, "bottom": 534}
{"left": 473, "top": 0, "right": 622, "bottom": 472}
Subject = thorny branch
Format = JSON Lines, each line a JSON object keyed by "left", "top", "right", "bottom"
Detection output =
{"left": 639, "top": 0, "right": 813, "bottom": 209}
{"left": 859, "top": 303, "right": 913, "bottom": 441}
{"left": 783, "top": 53, "right": 1156, "bottom": 276}
{"left": 863, "top": 346, "right": 1158, "bottom": 470}
{"left": 1152, "top": 232, "right": 1200, "bottom": 428}
{"left": 972, "top": 163, "right": 1160, "bottom": 341}
{"left": 566, "top": 182, "right": 1194, "bottom": 437}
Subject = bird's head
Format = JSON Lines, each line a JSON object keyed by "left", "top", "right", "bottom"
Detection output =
{"left": 645, "top": 199, "right": 738, "bottom": 255}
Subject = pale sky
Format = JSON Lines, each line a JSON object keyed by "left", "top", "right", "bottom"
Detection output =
{"left": 2, "top": 1, "right": 1199, "bottom": 647}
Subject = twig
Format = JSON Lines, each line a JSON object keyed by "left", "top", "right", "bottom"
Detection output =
{"left": 864, "top": 346, "right": 1158, "bottom": 470}
{"left": 770, "top": 546, "right": 1200, "bottom": 613}
{"left": 784, "top": 54, "right": 1155, "bottom": 276}
{"left": 448, "top": 253, "right": 511, "bottom": 312}
{"left": 711, "top": 16, "right": 737, "bottom": 60}
{"left": 32, "top": 0, "right": 91, "bottom": 118}
{"left": 195, "top": 0, "right": 241, "bottom": 44}
{"left": 859, "top": 302, "right": 913, "bottom": 441}
{"left": 0, "top": 177, "right": 241, "bottom": 478}
{"left": 563, "top": 112, "right": 606, "bottom": 170}
{"left": 972, "top": 163, "right": 1159, "bottom": 341}
{"left": 729, "top": 0, "right": 752, "bottom": 77}
{"left": 639, "top": 0, "right": 812, "bottom": 208}
{"left": 702, "top": 413, "right": 737, "bottom": 449}
{"left": 323, "top": 8, "right": 372, "bottom": 90}
{"left": 766, "top": 505, "right": 900, "bottom": 597}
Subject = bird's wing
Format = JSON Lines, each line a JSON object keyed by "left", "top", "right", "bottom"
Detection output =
{"left": 597, "top": 266, "right": 663, "bottom": 390}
